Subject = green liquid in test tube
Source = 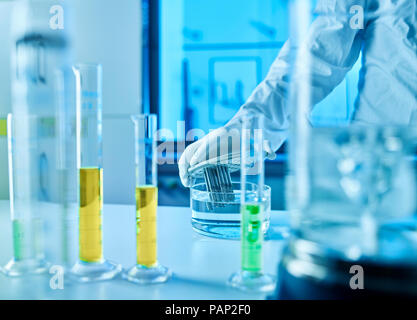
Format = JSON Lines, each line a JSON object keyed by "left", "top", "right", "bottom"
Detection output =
{"left": 228, "top": 112, "right": 275, "bottom": 292}
{"left": 12, "top": 220, "right": 24, "bottom": 261}
{"left": 241, "top": 204, "right": 263, "bottom": 273}
{"left": 12, "top": 219, "right": 43, "bottom": 262}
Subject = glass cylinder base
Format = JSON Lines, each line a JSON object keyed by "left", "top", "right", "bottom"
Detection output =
{"left": 123, "top": 263, "right": 171, "bottom": 285}
{"left": 1, "top": 258, "right": 49, "bottom": 277}
{"left": 228, "top": 270, "right": 276, "bottom": 293}
{"left": 69, "top": 259, "right": 122, "bottom": 283}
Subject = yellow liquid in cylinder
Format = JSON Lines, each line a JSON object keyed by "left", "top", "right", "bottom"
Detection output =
{"left": 79, "top": 167, "right": 103, "bottom": 262}
{"left": 136, "top": 185, "right": 157, "bottom": 267}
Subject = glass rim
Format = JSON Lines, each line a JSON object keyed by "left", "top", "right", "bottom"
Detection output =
{"left": 73, "top": 63, "right": 103, "bottom": 71}
{"left": 191, "top": 182, "right": 271, "bottom": 195}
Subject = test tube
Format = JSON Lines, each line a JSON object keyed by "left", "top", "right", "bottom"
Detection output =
{"left": 69, "top": 64, "right": 122, "bottom": 282}
{"left": 2, "top": 114, "right": 49, "bottom": 277}
{"left": 124, "top": 114, "right": 171, "bottom": 284}
{"left": 228, "top": 113, "right": 276, "bottom": 292}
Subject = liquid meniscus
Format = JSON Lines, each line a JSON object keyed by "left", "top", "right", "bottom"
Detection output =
{"left": 241, "top": 203, "right": 263, "bottom": 273}
{"left": 136, "top": 185, "right": 158, "bottom": 267}
{"left": 79, "top": 167, "right": 103, "bottom": 263}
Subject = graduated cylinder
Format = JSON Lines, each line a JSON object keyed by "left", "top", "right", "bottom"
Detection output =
{"left": 240, "top": 114, "right": 265, "bottom": 273}
{"left": 124, "top": 114, "right": 170, "bottom": 285}
{"left": 69, "top": 63, "right": 121, "bottom": 282}
{"left": 74, "top": 64, "right": 104, "bottom": 263}
{"left": 228, "top": 113, "right": 275, "bottom": 293}
{"left": 133, "top": 114, "right": 158, "bottom": 267}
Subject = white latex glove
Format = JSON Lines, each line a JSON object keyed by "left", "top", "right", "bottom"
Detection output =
{"left": 178, "top": 126, "right": 276, "bottom": 187}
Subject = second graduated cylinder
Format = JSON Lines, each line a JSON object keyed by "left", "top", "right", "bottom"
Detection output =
{"left": 133, "top": 114, "right": 158, "bottom": 267}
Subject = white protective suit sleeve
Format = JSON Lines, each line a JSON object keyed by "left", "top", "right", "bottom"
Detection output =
{"left": 225, "top": 0, "right": 366, "bottom": 151}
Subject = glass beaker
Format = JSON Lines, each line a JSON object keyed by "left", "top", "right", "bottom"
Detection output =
{"left": 188, "top": 121, "right": 272, "bottom": 240}
{"left": 274, "top": 0, "right": 417, "bottom": 298}
{"left": 228, "top": 113, "right": 276, "bottom": 292}
{"left": 69, "top": 64, "right": 122, "bottom": 282}
{"left": 124, "top": 114, "right": 171, "bottom": 284}
{"left": 190, "top": 182, "right": 271, "bottom": 239}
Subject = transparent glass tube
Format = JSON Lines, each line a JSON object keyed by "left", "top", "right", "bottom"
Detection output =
{"left": 2, "top": 114, "right": 49, "bottom": 276}
{"left": 228, "top": 113, "right": 275, "bottom": 292}
{"left": 69, "top": 64, "right": 121, "bottom": 282}
{"left": 3, "top": 0, "right": 75, "bottom": 276}
{"left": 54, "top": 67, "right": 78, "bottom": 269}
{"left": 124, "top": 114, "right": 171, "bottom": 284}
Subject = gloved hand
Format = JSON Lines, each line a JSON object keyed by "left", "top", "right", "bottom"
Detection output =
{"left": 178, "top": 126, "right": 276, "bottom": 187}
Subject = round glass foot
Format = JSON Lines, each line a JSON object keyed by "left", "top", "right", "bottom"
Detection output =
{"left": 68, "top": 259, "right": 122, "bottom": 283}
{"left": 1, "top": 258, "right": 49, "bottom": 277}
{"left": 228, "top": 270, "right": 276, "bottom": 293}
{"left": 123, "top": 263, "right": 171, "bottom": 285}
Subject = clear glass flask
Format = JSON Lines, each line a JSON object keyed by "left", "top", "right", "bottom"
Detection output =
{"left": 228, "top": 113, "right": 276, "bottom": 292}
{"left": 124, "top": 114, "right": 171, "bottom": 284}
{"left": 69, "top": 64, "right": 122, "bottom": 282}
{"left": 273, "top": 0, "right": 417, "bottom": 299}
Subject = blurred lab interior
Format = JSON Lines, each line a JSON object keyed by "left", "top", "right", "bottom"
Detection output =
{"left": 0, "top": 0, "right": 360, "bottom": 209}
{"left": 2, "top": 0, "right": 417, "bottom": 301}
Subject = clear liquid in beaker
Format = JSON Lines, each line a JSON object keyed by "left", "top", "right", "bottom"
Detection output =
{"left": 191, "top": 182, "right": 271, "bottom": 239}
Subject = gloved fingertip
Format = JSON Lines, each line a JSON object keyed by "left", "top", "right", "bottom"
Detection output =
{"left": 179, "top": 175, "right": 189, "bottom": 188}
{"left": 189, "top": 153, "right": 200, "bottom": 167}
{"left": 184, "top": 177, "right": 191, "bottom": 188}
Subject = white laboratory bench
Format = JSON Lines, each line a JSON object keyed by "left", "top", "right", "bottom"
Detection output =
{"left": 0, "top": 200, "right": 290, "bottom": 300}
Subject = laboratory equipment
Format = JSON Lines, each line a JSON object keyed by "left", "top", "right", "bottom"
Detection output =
{"left": 191, "top": 181, "right": 271, "bottom": 239}
{"left": 182, "top": 126, "right": 243, "bottom": 188}
{"left": 69, "top": 64, "right": 122, "bottom": 282}
{"left": 3, "top": 0, "right": 76, "bottom": 276}
{"left": 202, "top": 165, "right": 235, "bottom": 205}
{"left": 272, "top": 0, "right": 417, "bottom": 299}
{"left": 228, "top": 113, "right": 275, "bottom": 292}
{"left": 124, "top": 114, "right": 171, "bottom": 284}
{"left": 54, "top": 68, "right": 78, "bottom": 269}
{"left": 188, "top": 124, "right": 272, "bottom": 239}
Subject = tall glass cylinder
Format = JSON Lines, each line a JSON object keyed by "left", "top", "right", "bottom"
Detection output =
{"left": 76, "top": 64, "right": 103, "bottom": 263}
{"left": 69, "top": 64, "right": 121, "bottom": 282}
{"left": 54, "top": 68, "right": 78, "bottom": 269}
{"left": 3, "top": 0, "right": 75, "bottom": 276}
{"left": 124, "top": 114, "right": 171, "bottom": 284}
{"left": 228, "top": 113, "right": 275, "bottom": 292}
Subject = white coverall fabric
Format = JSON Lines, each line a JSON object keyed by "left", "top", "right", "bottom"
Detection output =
{"left": 179, "top": 0, "right": 417, "bottom": 187}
